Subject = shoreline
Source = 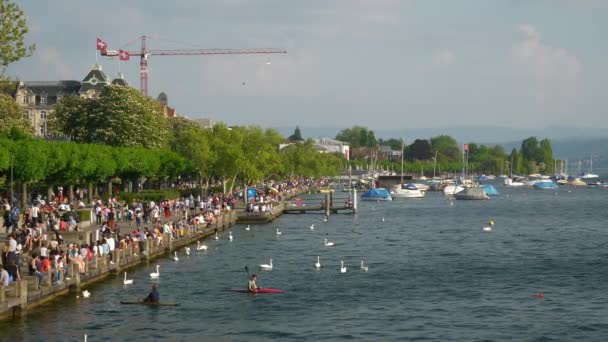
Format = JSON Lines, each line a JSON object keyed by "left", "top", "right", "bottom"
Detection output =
{"left": 0, "top": 187, "right": 313, "bottom": 321}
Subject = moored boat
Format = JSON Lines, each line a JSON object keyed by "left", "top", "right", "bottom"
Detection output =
{"left": 454, "top": 187, "right": 489, "bottom": 200}
{"left": 391, "top": 183, "right": 425, "bottom": 199}
{"left": 361, "top": 188, "right": 392, "bottom": 201}
{"left": 533, "top": 180, "right": 558, "bottom": 190}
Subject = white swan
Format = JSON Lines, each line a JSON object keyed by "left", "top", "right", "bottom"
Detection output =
{"left": 382, "top": 217, "right": 385, "bottom": 222}
{"left": 245, "top": 225, "right": 250, "bottom": 231}
{"left": 360, "top": 260, "right": 369, "bottom": 272}
{"left": 197, "top": 241, "right": 208, "bottom": 251}
{"left": 229, "top": 232, "right": 233, "bottom": 241}
{"left": 185, "top": 247, "right": 191, "bottom": 256}
{"left": 340, "top": 260, "right": 347, "bottom": 273}
{"left": 150, "top": 265, "right": 160, "bottom": 279}
{"left": 323, "top": 216, "right": 328, "bottom": 222}
{"left": 483, "top": 226, "right": 492, "bottom": 232}
{"left": 324, "top": 238, "right": 335, "bottom": 247}
{"left": 214, "top": 232, "right": 219, "bottom": 240}
{"left": 82, "top": 290, "right": 91, "bottom": 298}
{"left": 259, "top": 259, "right": 273, "bottom": 270}
{"left": 310, "top": 224, "right": 315, "bottom": 230}
{"left": 314, "top": 256, "right": 321, "bottom": 269}
{"left": 276, "top": 228, "right": 282, "bottom": 235}
{"left": 123, "top": 272, "right": 134, "bottom": 285}
{"left": 173, "top": 251, "right": 179, "bottom": 261}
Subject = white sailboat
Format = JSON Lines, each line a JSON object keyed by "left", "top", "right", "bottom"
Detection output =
{"left": 391, "top": 141, "right": 425, "bottom": 199}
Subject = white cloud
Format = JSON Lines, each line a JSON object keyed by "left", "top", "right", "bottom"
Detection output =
{"left": 431, "top": 50, "right": 454, "bottom": 66}
{"left": 511, "top": 24, "right": 581, "bottom": 97}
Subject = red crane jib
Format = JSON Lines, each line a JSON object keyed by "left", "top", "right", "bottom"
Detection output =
{"left": 99, "top": 35, "right": 287, "bottom": 96}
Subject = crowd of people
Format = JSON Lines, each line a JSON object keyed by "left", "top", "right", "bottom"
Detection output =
{"left": 0, "top": 178, "right": 320, "bottom": 292}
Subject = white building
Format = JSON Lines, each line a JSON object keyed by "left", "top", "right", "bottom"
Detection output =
{"left": 314, "top": 138, "right": 350, "bottom": 160}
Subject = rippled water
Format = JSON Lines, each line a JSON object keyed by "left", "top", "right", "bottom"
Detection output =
{"left": 2, "top": 183, "right": 608, "bottom": 341}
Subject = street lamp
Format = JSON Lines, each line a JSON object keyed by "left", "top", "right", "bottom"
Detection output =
{"left": 10, "top": 155, "right": 14, "bottom": 207}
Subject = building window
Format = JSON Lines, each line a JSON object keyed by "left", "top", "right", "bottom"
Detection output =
{"left": 23, "top": 96, "right": 29, "bottom": 104}
{"left": 40, "top": 111, "right": 47, "bottom": 120}
{"left": 41, "top": 96, "right": 47, "bottom": 105}
{"left": 40, "top": 125, "right": 46, "bottom": 136}
{"left": 24, "top": 111, "right": 30, "bottom": 120}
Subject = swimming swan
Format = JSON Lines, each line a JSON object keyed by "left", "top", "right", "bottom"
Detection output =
{"left": 324, "top": 238, "right": 335, "bottom": 247}
{"left": 150, "top": 265, "right": 160, "bottom": 279}
{"left": 197, "top": 241, "right": 208, "bottom": 251}
{"left": 314, "top": 256, "right": 321, "bottom": 269}
{"left": 360, "top": 260, "right": 369, "bottom": 272}
{"left": 123, "top": 272, "right": 134, "bottom": 285}
{"left": 340, "top": 260, "right": 347, "bottom": 273}
{"left": 259, "top": 259, "right": 273, "bottom": 270}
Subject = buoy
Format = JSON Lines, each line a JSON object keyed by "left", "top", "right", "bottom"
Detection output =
{"left": 489, "top": 220, "right": 495, "bottom": 226}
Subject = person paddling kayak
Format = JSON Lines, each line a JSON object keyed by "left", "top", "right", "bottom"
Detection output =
{"left": 143, "top": 284, "right": 160, "bottom": 303}
{"left": 248, "top": 274, "right": 258, "bottom": 293}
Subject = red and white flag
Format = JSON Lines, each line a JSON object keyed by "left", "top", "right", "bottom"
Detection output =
{"left": 463, "top": 143, "right": 469, "bottom": 152}
{"left": 96, "top": 37, "right": 107, "bottom": 51}
{"left": 119, "top": 49, "right": 130, "bottom": 61}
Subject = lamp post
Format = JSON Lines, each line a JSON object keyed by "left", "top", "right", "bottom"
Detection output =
{"left": 10, "top": 155, "right": 14, "bottom": 207}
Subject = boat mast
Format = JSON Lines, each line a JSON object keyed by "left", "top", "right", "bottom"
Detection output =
{"left": 400, "top": 140, "right": 404, "bottom": 184}
{"left": 433, "top": 150, "right": 438, "bottom": 179}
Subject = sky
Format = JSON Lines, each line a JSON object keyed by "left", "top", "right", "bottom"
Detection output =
{"left": 7, "top": 0, "right": 608, "bottom": 138}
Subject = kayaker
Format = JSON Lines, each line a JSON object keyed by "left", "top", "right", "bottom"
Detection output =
{"left": 143, "top": 284, "right": 160, "bottom": 303}
{"left": 248, "top": 274, "right": 258, "bottom": 293}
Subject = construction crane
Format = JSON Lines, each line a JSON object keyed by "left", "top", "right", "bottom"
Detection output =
{"left": 99, "top": 35, "right": 287, "bottom": 96}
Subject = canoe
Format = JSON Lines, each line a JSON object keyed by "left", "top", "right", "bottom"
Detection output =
{"left": 120, "top": 301, "right": 180, "bottom": 306}
{"left": 228, "top": 288, "right": 284, "bottom": 293}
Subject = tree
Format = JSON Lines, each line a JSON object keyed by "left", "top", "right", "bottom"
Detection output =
{"left": 0, "top": 0, "right": 35, "bottom": 77}
{"left": 0, "top": 93, "right": 32, "bottom": 135}
{"left": 405, "top": 139, "right": 432, "bottom": 161}
{"left": 539, "top": 138, "right": 554, "bottom": 173}
{"left": 430, "top": 135, "right": 460, "bottom": 161}
{"left": 335, "top": 126, "right": 377, "bottom": 149}
{"left": 288, "top": 125, "right": 303, "bottom": 141}
{"left": 48, "top": 95, "right": 87, "bottom": 140}
{"left": 52, "top": 86, "right": 169, "bottom": 148}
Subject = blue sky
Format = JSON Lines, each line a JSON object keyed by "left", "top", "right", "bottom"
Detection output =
{"left": 7, "top": 0, "right": 608, "bottom": 134}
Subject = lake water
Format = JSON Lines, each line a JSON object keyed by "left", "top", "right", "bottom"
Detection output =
{"left": 2, "top": 183, "right": 608, "bottom": 341}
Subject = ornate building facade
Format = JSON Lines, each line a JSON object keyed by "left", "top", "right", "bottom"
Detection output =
{"left": 13, "top": 64, "right": 131, "bottom": 137}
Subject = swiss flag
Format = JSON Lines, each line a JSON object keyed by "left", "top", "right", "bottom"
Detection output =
{"left": 119, "top": 49, "right": 130, "bottom": 61}
{"left": 463, "top": 144, "right": 469, "bottom": 152}
{"left": 96, "top": 38, "right": 107, "bottom": 51}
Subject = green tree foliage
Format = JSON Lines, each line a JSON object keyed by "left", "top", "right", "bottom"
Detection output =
{"left": 431, "top": 135, "right": 460, "bottom": 162}
{"left": 52, "top": 86, "right": 169, "bottom": 148}
{"left": 335, "top": 126, "right": 377, "bottom": 148}
{"left": 405, "top": 139, "right": 432, "bottom": 161}
{"left": 519, "top": 136, "right": 553, "bottom": 173}
{"left": 0, "top": 93, "right": 33, "bottom": 135}
{"left": 0, "top": 0, "right": 35, "bottom": 76}
{"left": 288, "top": 125, "right": 303, "bottom": 141}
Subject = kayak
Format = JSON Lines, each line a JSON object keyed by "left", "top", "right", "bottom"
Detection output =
{"left": 228, "top": 288, "right": 284, "bottom": 293}
{"left": 120, "top": 301, "right": 180, "bottom": 306}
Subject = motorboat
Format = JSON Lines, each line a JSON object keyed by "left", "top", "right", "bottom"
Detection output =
{"left": 391, "top": 183, "right": 425, "bottom": 199}
{"left": 454, "top": 187, "right": 489, "bottom": 200}
{"left": 479, "top": 184, "right": 499, "bottom": 196}
{"left": 361, "top": 188, "right": 392, "bottom": 201}
{"left": 533, "top": 180, "right": 559, "bottom": 190}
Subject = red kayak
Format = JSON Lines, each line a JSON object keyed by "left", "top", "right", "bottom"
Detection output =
{"left": 229, "top": 288, "right": 284, "bottom": 293}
